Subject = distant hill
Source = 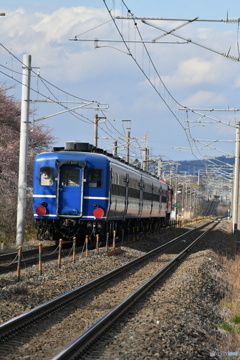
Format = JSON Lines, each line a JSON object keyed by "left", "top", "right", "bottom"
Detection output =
{"left": 165, "top": 156, "right": 234, "bottom": 176}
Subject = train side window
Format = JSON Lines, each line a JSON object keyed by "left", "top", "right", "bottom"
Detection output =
{"left": 40, "top": 167, "right": 54, "bottom": 186}
{"left": 88, "top": 169, "right": 102, "bottom": 188}
{"left": 61, "top": 168, "right": 80, "bottom": 186}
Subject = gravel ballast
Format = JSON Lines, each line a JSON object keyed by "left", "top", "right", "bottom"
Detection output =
{"left": 0, "top": 220, "right": 237, "bottom": 359}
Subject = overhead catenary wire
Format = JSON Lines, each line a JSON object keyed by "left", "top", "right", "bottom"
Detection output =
{"left": 0, "top": 40, "right": 141, "bottom": 157}
{"left": 0, "top": 43, "right": 97, "bottom": 104}
{"left": 102, "top": 0, "right": 240, "bottom": 168}
{"left": 1, "top": 4, "right": 237, "bottom": 164}
{"left": 0, "top": 42, "right": 146, "bottom": 161}
{"left": 103, "top": 0, "right": 198, "bottom": 160}
{"left": 141, "top": 19, "right": 240, "bottom": 62}
{"left": 0, "top": 43, "right": 105, "bottom": 127}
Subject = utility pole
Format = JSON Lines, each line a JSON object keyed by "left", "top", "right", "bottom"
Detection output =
{"left": 126, "top": 130, "right": 130, "bottom": 163}
{"left": 113, "top": 141, "right": 118, "bottom": 156}
{"left": 143, "top": 147, "right": 149, "bottom": 171}
{"left": 16, "top": 54, "right": 31, "bottom": 246}
{"left": 121, "top": 120, "right": 131, "bottom": 163}
{"left": 232, "top": 121, "right": 240, "bottom": 231}
{"left": 157, "top": 158, "right": 162, "bottom": 178}
{"left": 93, "top": 113, "right": 99, "bottom": 147}
{"left": 172, "top": 175, "right": 178, "bottom": 220}
{"left": 93, "top": 113, "right": 106, "bottom": 147}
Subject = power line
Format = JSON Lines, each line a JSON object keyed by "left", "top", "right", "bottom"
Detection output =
{"left": 103, "top": 1, "right": 240, "bottom": 161}
{"left": 142, "top": 19, "right": 240, "bottom": 62}
{"left": 102, "top": 0, "right": 197, "bottom": 159}
{"left": 0, "top": 43, "right": 103, "bottom": 126}
{"left": 0, "top": 43, "right": 152, "bottom": 160}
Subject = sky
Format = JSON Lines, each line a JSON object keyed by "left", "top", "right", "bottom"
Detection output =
{"left": 1, "top": 0, "right": 240, "bottom": 165}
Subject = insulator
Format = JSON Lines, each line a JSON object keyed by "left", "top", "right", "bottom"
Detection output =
{"left": 225, "top": 18, "right": 240, "bottom": 23}
{"left": 224, "top": 54, "right": 240, "bottom": 62}
{"left": 94, "top": 38, "right": 99, "bottom": 48}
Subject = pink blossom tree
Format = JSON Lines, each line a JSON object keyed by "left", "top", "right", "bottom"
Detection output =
{"left": 0, "top": 84, "right": 56, "bottom": 244}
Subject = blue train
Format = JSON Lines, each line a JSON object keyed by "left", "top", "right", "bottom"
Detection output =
{"left": 32, "top": 142, "right": 173, "bottom": 241}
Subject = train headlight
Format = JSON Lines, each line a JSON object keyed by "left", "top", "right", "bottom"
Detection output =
{"left": 36, "top": 205, "right": 47, "bottom": 216}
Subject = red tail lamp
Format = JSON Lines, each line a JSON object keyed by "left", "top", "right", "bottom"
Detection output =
{"left": 36, "top": 205, "right": 47, "bottom": 216}
{"left": 93, "top": 208, "right": 104, "bottom": 218}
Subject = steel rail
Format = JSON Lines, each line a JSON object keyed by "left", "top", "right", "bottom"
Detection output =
{"left": 0, "top": 220, "right": 212, "bottom": 342}
{"left": 0, "top": 248, "right": 39, "bottom": 262}
{"left": 52, "top": 220, "right": 219, "bottom": 360}
{"left": 0, "top": 248, "right": 60, "bottom": 273}
{"left": 0, "top": 219, "right": 205, "bottom": 272}
{"left": 0, "top": 244, "right": 81, "bottom": 273}
{"left": 0, "top": 243, "right": 74, "bottom": 263}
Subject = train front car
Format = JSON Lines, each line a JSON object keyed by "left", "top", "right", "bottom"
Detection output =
{"left": 32, "top": 143, "right": 110, "bottom": 241}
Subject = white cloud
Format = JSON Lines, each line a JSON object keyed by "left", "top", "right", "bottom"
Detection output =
{"left": 1, "top": 3, "right": 239, "bottom": 160}
{"left": 162, "top": 57, "right": 223, "bottom": 88}
{"left": 2, "top": 6, "right": 239, "bottom": 91}
{"left": 32, "top": 7, "right": 105, "bottom": 43}
{"left": 2, "top": 6, "right": 119, "bottom": 80}
{"left": 178, "top": 57, "right": 213, "bottom": 84}
{"left": 183, "top": 90, "right": 226, "bottom": 108}
{"left": 197, "top": 27, "right": 213, "bottom": 40}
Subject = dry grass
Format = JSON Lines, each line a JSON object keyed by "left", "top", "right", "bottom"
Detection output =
{"left": 217, "top": 253, "right": 240, "bottom": 352}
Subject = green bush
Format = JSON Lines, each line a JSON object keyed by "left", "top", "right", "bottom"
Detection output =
{"left": 232, "top": 315, "right": 240, "bottom": 324}
{"left": 219, "top": 322, "right": 234, "bottom": 333}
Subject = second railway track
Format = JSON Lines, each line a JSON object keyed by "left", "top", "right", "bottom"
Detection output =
{"left": 0, "top": 241, "right": 98, "bottom": 274}
{"left": 0, "top": 220, "right": 219, "bottom": 360}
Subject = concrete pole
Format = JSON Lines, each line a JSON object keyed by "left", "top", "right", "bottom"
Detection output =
{"left": 157, "top": 158, "right": 162, "bottom": 178}
{"left": 125, "top": 130, "right": 130, "bottom": 163}
{"left": 16, "top": 55, "right": 31, "bottom": 246}
{"left": 143, "top": 147, "right": 148, "bottom": 171}
{"left": 232, "top": 121, "right": 240, "bottom": 231}
{"left": 93, "top": 113, "right": 98, "bottom": 147}
{"left": 146, "top": 148, "right": 149, "bottom": 171}
{"left": 190, "top": 186, "right": 192, "bottom": 215}
{"left": 185, "top": 183, "right": 188, "bottom": 211}
{"left": 113, "top": 141, "right": 117, "bottom": 156}
{"left": 174, "top": 176, "right": 178, "bottom": 220}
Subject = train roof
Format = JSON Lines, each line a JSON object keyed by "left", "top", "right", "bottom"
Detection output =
{"left": 35, "top": 150, "right": 109, "bottom": 163}
{"left": 36, "top": 142, "right": 168, "bottom": 186}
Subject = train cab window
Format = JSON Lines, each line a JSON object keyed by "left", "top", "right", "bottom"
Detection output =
{"left": 61, "top": 168, "right": 80, "bottom": 187}
{"left": 88, "top": 169, "right": 102, "bottom": 188}
{"left": 40, "top": 167, "right": 54, "bottom": 186}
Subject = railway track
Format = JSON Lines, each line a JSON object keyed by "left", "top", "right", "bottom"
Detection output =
{"left": 0, "top": 245, "right": 56, "bottom": 271}
{"left": 0, "top": 220, "right": 205, "bottom": 275}
{"left": 0, "top": 220, "right": 218, "bottom": 360}
{"left": 0, "top": 240, "right": 101, "bottom": 274}
{"left": 0, "top": 244, "right": 74, "bottom": 274}
{"left": 0, "top": 224, "right": 176, "bottom": 274}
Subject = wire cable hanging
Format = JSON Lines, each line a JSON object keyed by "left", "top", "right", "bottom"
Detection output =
{"left": 103, "top": 0, "right": 197, "bottom": 159}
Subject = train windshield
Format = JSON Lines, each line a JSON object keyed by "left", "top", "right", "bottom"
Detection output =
{"left": 40, "top": 166, "right": 54, "bottom": 186}
{"left": 61, "top": 168, "right": 80, "bottom": 187}
{"left": 88, "top": 169, "right": 102, "bottom": 188}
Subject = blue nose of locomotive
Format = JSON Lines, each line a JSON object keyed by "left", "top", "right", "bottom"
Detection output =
{"left": 32, "top": 146, "right": 109, "bottom": 221}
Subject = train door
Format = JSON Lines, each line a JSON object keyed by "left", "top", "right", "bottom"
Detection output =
{"left": 57, "top": 161, "right": 85, "bottom": 217}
